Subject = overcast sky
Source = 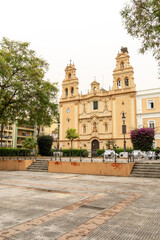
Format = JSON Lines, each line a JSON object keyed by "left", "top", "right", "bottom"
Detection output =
{"left": 1, "top": 0, "right": 159, "bottom": 96}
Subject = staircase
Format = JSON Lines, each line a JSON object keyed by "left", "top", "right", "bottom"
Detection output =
{"left": 131, "top": 162, "right": 160, "bottom": 178}
{"left": 26, "top": 159, "right": 48, "bottom": 172}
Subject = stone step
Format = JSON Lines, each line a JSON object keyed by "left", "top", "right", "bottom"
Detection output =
{"left": 26, "top": 160, "right": 48, "bottom": 172}
{"left": 134, "top": 163, "right": 160, "bottom": 165}
{"left": 131, "top": 174, "right": 160, "bottom": 178}
{"left": 130, "top": 162, "right": 160, "bottom": 178}
{"left": 27, "top": 165, "right": 48, "bottom": 168}
{"left": 134, "top": 166, "right": 160, "bottom": 168}
{"left": 132, "top": 171, "right": 160, "bottom": 175}
{"left": 29, "top": 163, "right": 48, "bottom": 166}
{"left": 133, "top": 167, "right": 160, "bottom": 171}
{"left": 26, "top": 166, "right": 47, "bottom": 169}
{"left": 26, "top": 169, "right": 48, "bottom": 172}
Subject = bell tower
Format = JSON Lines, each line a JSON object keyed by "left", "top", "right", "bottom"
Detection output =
{"left": 59, "top": 61, "right": 80, "bottom": 149}
{"left": 111, "top": 47, "right": 137, "bottom": 147}
{"left": 62, "top": 61, "right": 79, "bottom": 99}
{"left": 112, "top": 47, "right": 136, "bottom": 91}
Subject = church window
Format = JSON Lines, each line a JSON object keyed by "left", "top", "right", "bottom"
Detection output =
{"left": 147, "top": 100, "right": 154, "bottom": 109}
{"left": 125, "top": 77, "right": 129, "bottom": 86}
{"left": 117, "top": 79, "right": 121, "bottom": 89}
{"left": 68, "top": 73, "right": 71, "bottom": 78}
{"left": 65, "top": 88, "right": 68, "bottom": 96}
{"left": 93, "top": 101, "right": 98, "bottom": 110}
{"left": 71, "top": 87, "right": 74, "bottom": 95}
{"left": 120, "top": 62, "right": 125, "bottom": 68}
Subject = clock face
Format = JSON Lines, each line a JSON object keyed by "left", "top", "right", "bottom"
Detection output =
{"left": 66, "top": 108, "right": 70, "bottom": 113}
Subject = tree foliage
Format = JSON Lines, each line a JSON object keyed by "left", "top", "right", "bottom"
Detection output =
{"left": 22, "top": 137, "right": 37, "bottom": 150}
{"left": 130, "top": 128, "right": 155, "bottom": 151}
{"left": 121, "top": 0, "right": 160, "bottom": 61}
{"left": 65, "top": 128, "right": 79, "bottom": 149}
{"left": 37, "top": 135, "right": 53, "bottom": 156}
{"left": 106, "top": 140, "right": 115, "bottom": 149}
{"left": 0, "top": 37, "right": 58, "bottom": 127}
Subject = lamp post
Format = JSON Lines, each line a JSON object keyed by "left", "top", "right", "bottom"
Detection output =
{"left": 57, "top": 120, "right": 60, "bottom": 151}
{"left": 122, "top": 112, "right": 126, "bottom": 152}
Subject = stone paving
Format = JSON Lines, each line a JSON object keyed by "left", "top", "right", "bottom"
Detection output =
{"left": 0, "top": 171, "right": 160, "bottom": 239}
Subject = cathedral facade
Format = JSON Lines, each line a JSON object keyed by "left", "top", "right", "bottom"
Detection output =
{"left": 59, "top": 47, "right": 137, "bottom": 151}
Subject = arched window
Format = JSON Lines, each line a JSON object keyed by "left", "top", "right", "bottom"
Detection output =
{"left": 120, "top": 62, "right": 124, "bottom": 68}
{"left": 65, "top": 88, "right": 68, "bottom": 96}
{"left": 125, "top": 77, "right": 129, "bottom": 87}
{"left": 71, "top": 87, "right": 74, "bottom": 95}
{"left": 117, "top": 79, "right": 121, "bottom": 89}
{"left": 68, "top": 73, "right": 71, "bottom": 78}
{"left": 83, "top": 125, "right": 86, "bottom": 134}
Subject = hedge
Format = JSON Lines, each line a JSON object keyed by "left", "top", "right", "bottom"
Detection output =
{"left": 52, "top": 149, "right": 89, "bottom": 157}
{"left": 0, "top": 148, "right": 31, "bottom": 156}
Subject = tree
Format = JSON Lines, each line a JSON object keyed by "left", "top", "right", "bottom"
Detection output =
{"left": 37, "top": 135, "right": 53, "bottom": 156}
{"left": 65, "top": 128, "right": 79, "bottom": 149}
{"left": 130, "top": 128, "right": 155, "bottom": 151}
{"left": 106, "top": 140, "right": 115, "bottom": 149}
{"left": 121, "top": 0, "right": 160, "bottom": 61}
{"left": 0, "top": 37, "right": 58, "bottom": 138}
{"left": 22, "top": 137, "right": 37, "bottom": 150}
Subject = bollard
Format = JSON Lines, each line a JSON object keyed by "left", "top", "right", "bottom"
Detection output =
{"left": 103, "top": 147, "right": 104, "bottom": 162}
{"left": 80, "top": 147, "right": 82, "bottom": 162}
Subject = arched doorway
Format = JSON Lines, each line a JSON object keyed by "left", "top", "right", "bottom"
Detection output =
{"left": 91, "top": 139, "right": 99, "bottom": 157}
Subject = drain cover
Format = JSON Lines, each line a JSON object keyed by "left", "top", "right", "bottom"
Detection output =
{"left": 80, "top": 205, "right": 105, "bottom": 210}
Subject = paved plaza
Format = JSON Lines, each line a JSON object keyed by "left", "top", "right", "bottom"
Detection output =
{"left": 0, "top": 171, "right": 160, "bottom": 239}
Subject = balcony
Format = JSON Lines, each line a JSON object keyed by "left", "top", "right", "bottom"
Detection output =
{"left": 18, "top": 126, "right": 35, "bottom": 131}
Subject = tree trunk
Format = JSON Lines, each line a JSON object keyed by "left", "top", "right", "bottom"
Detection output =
{"left": 37, "top": 126, "right": 40, "bottom": 137}
{"left": 0, "top": 124, "right": 4, "bottom": 147}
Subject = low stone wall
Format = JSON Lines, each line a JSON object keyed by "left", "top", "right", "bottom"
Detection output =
{"left": 0, "top": 159, "right": 34, "bottom": 171}
{"left": 48, "top": 161, "right": 135, "bottom": 177}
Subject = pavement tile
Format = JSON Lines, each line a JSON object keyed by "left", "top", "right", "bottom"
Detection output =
{"left": 0, "top": 171, "right": 160, "bottom": 239}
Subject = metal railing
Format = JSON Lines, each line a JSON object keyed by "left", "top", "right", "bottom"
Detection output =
{"left": 49, "top": 148, "right": 135, "bottom": 163}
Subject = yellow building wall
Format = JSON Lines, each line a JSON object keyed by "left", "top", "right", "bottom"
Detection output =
{"left": 112, "top": 94, "right": 136, "bottom": 148}
{"left": 60, "top": 102, "right": 79, "bottom": 149}
{"left": 143, "top": 117, "right": 160, "bottom": 130}
{"left": 142, "top": 97, "right": 160, "bottom": 113}
{"left": 44, "top": 123, "right": 57, "bottom": 135}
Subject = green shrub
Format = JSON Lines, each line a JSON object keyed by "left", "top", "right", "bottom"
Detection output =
{"left": 97, "top": 149, "right": 105, "bottom": 156}
{"left": 52, "top": 149, "right": 88, "bottom": 157}
{"left": 37, "top": 135, "right": 53, "bottom": 156}
{"left": 0, "top": 148, "right": 30, "bottom": 156}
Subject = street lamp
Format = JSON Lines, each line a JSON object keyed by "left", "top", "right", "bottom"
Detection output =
{"left": 122, "top": 112, "right": 126, "bottom": 152}
{"left": 57, "top": 120, "right": 60, "bottom": 151}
